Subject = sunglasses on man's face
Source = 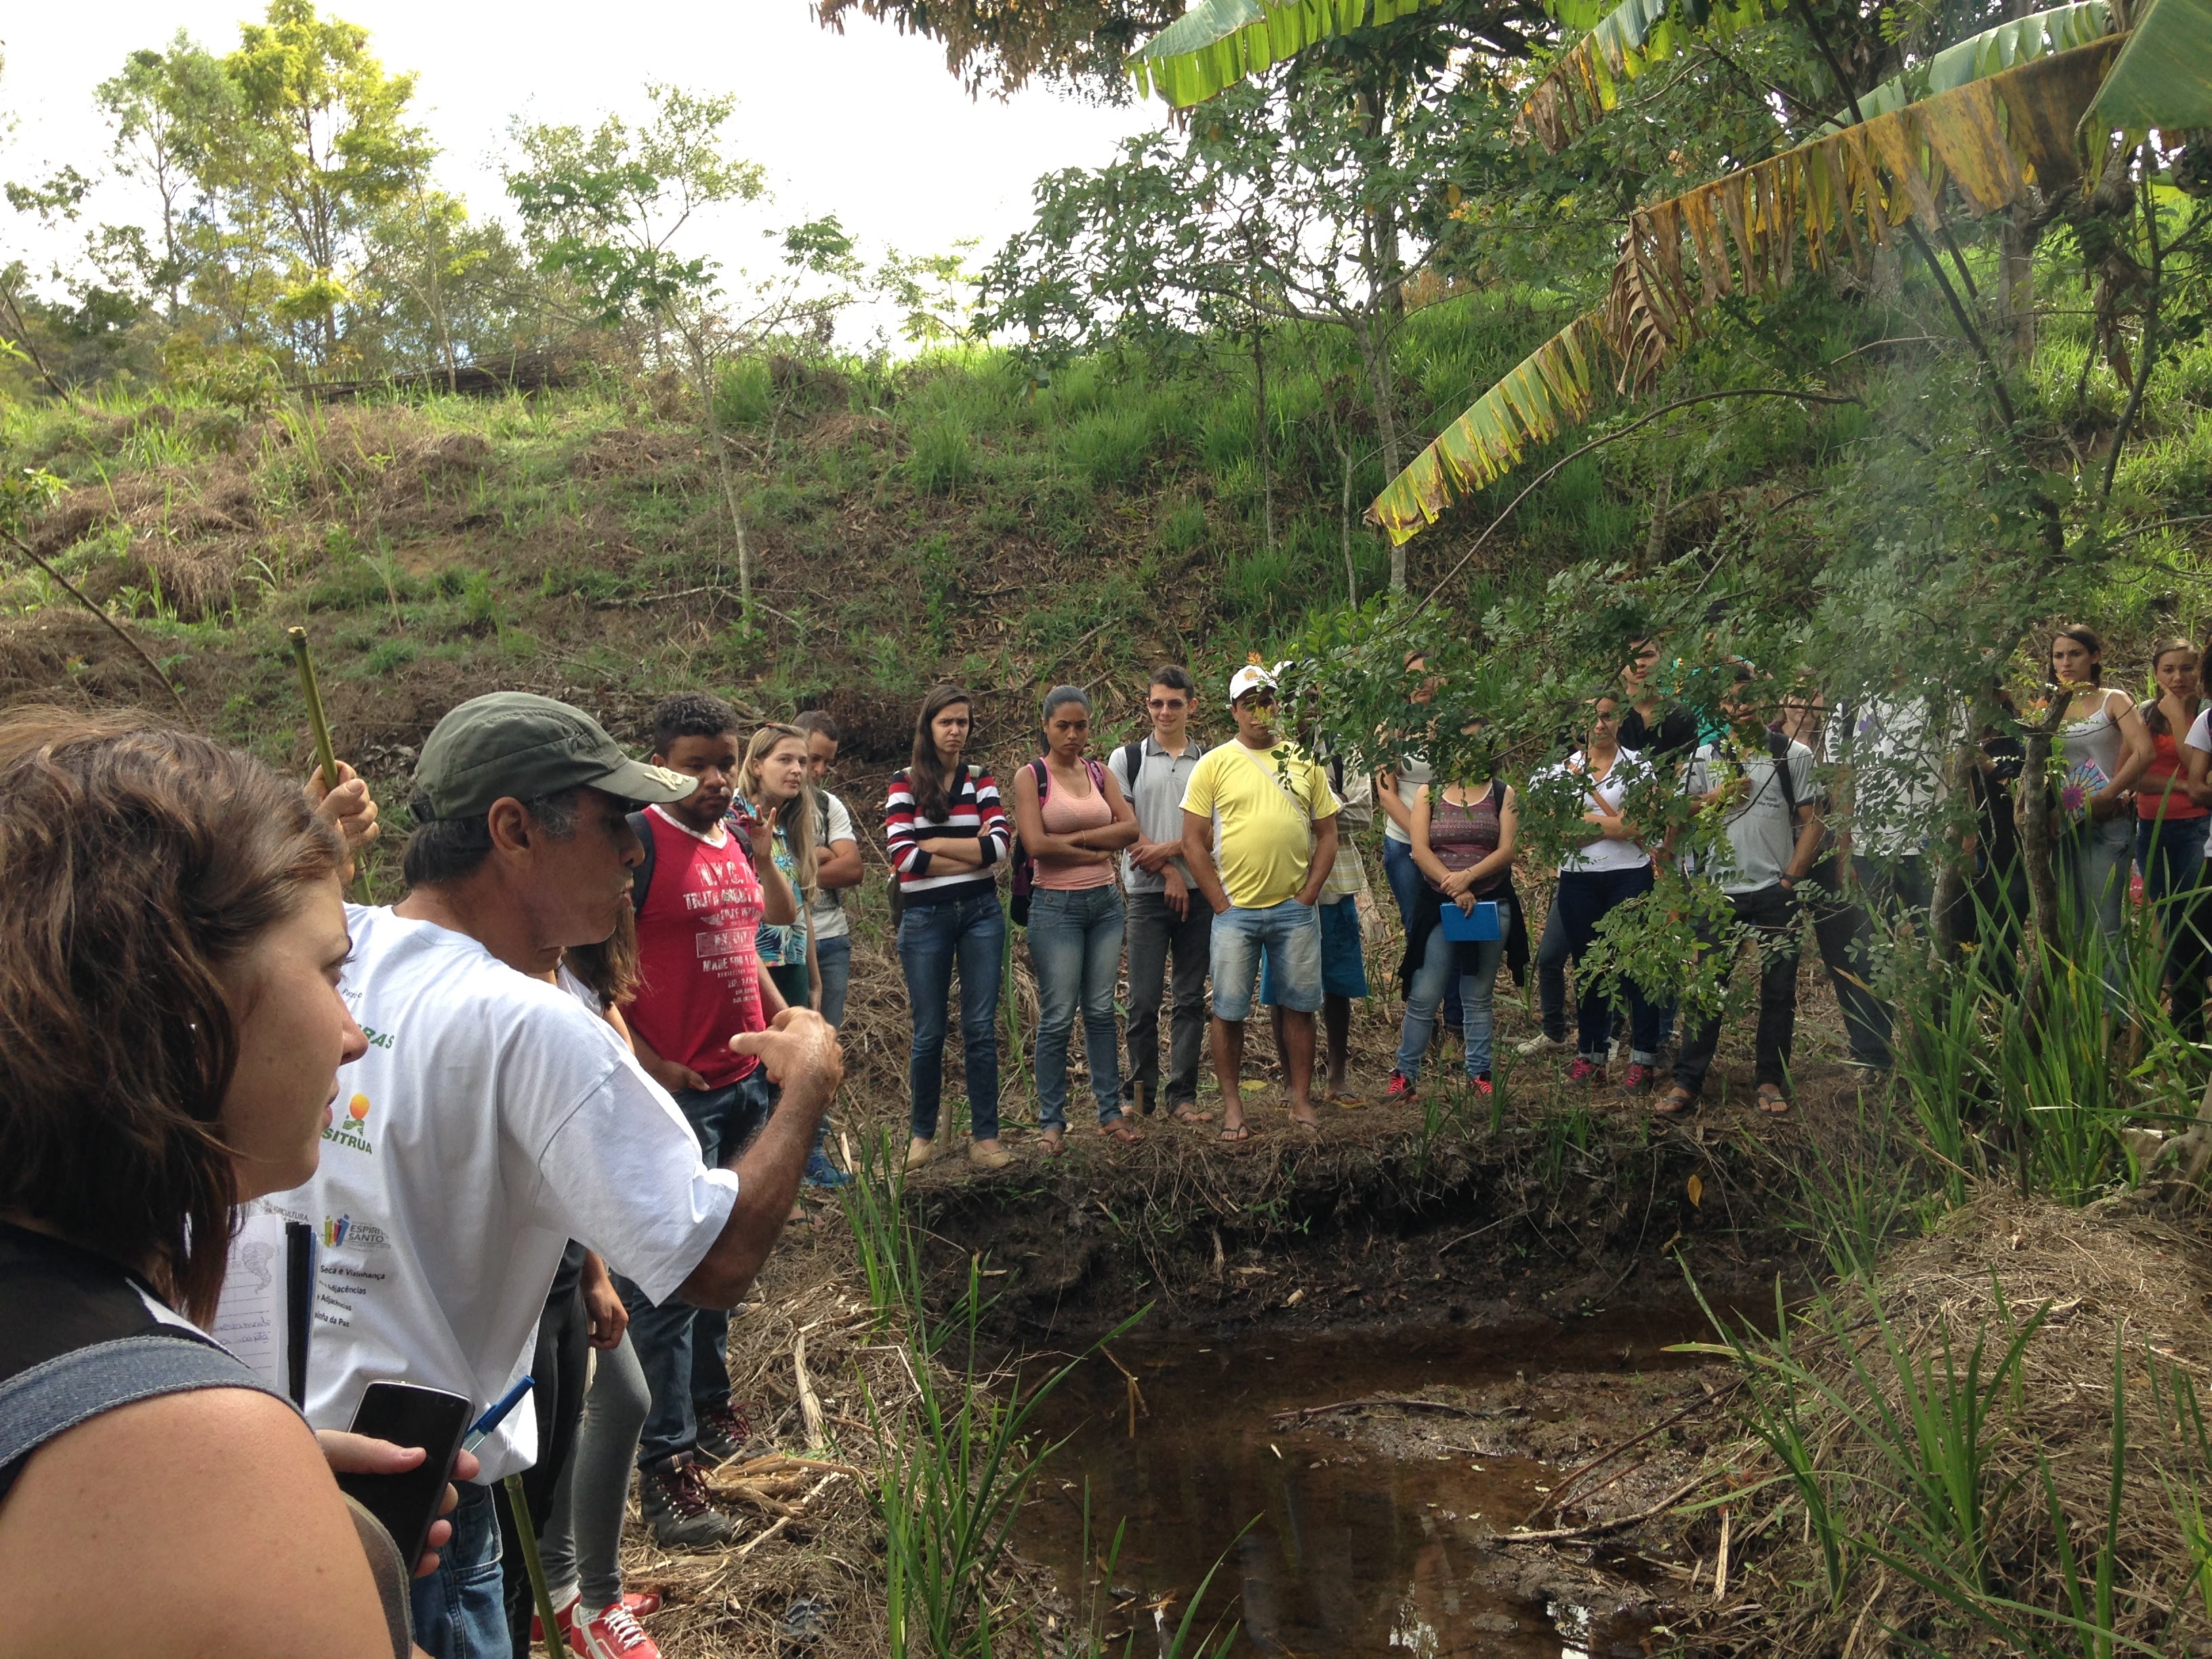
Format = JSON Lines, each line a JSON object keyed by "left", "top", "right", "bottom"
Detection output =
{"left": 1238, "top": 691, "right": 1277, "bottom": 708}
{"left": 1147, "top": 697, "right": 1187, "bottom": 710}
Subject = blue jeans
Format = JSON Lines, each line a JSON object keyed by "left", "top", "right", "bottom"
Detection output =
{"left": 2138, "top": 814, "right": 2210, "bottom": 1030}
{"left": 1028, "top": 885, "right": 1125, "bottom": 1130}
{"left": 815, "top": 935, "right": 853, "bottom": 1029}
{"left": 1555, "top": 865, "right": 1665, "bottom": 1064}
{"left": 897, "top": 890, "right": 1004, "bottom": 1141}
{"left": 1384, "top": 838, "right": 1460, "bottom": 1029}
{"left": 1394, "top": 917, "right": 1504, "bottom": 1080}
{"left": 409, "top": 1481, "right": 506, "bottom": 1659}
{"left": 1212, "top": 899, "right": 1322, "bottom": 1019}
{"left": 617, "top": 1073, "right": 770, "bottom": 1467}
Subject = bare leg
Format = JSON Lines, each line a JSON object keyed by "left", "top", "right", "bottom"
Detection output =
{"left": 1323, "top": 994, "right": 1350, "bottom": 1094}
{"left": 1282, "top": 1010, "right": 1319, "bottom": 1126}
{"left": 1213, "top": 1017, "right": 1248, "bottom": 1136}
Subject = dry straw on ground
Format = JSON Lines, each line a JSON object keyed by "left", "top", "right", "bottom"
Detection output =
{"left": 1688, "top": 1187, "right": 2212, "bottom": 1658}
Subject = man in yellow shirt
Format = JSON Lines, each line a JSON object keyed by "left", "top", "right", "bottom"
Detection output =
{"left": 1181, "top": 663, "right": 1340, "bottom": 1139}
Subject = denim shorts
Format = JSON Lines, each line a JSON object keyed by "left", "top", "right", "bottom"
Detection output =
{"left": 1261, "top": 895, "right": 1368, "bottom": 1004}
{"left": 1212, "top": 899, "right": 1322, "bottom": 1019}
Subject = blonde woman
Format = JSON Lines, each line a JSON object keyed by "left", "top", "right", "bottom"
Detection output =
{"left": 741, "top": 724, "right": 821, "bottom": 1013}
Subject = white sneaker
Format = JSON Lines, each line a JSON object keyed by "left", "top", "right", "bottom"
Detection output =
{"left": 1515, "top": 1033, "right": 1567, "bottom": 1057}
{"left": 573, "top": 1599, "right": 661, "bottom": 1658}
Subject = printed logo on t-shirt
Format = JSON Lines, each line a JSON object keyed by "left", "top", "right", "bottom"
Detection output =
{"left": 321, "top": 1214, "right": 389, "bottom": 1250}
{"left": 324, "top": 1091, "right": 374, "bottom": 1155}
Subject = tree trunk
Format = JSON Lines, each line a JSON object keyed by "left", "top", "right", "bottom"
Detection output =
{"left": 1338, "top": 436, "right": 1358, "bottom": 607}
{"left": 1997, "top": 216, "right": 2036, "bottom": 363}
{"left": 2016, "top": 693, "right": 2073, "bottom": 1029}
{"left": 1350, "top": 309, "right": 1404, "bottom": 590}
{"left": 1251, "top": 321, "right": 1275, "bottom": 560}
{"left": 683, "top": 324, "right": 753, "bottom": 633}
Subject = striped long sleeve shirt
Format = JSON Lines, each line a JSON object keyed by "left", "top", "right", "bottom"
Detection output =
{"left": 885, "top": 764, "right": 1010, "bottom": 906}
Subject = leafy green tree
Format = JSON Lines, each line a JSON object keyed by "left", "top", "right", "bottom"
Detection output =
{"left": 506, "top": 84, "right": 861, "bottom": 631}
{"left": 94, "top": 37, "right": 237, "bottom": 322}
{"left": 205, "top": 0, "right": 432, "bottom": 365}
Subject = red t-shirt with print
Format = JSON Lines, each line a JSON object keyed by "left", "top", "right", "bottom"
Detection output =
{"left": 628, "top": 806, "right": 764, "bottom": 1087}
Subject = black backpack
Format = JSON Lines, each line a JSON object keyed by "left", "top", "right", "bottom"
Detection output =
{"left": 630, "top": 807, "right": 753, "bottom": 914}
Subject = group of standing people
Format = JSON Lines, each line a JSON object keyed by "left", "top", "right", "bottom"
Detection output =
{"left": 886, "top": 662, "right": 1374, "bottom": 1154}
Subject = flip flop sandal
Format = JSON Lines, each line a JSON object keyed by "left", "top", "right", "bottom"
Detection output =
{"left": 1170, "top": 1104, "right": 1217, "bottom": 1124}
{"left": 1039, "top": 1130, "right": 1065, "bottom": 1158}
{"left": 1218, "top": 1122, "right": 1254, "bottom": 1143}
{"left": 1100, "top": 1115, "right": 1145, "bottom": 1144}
{"left": 1755, "top": 1087, "right": 1793, "bottom": 1116}
{"left": 1654, "top": 1088, "right": 1699, "bottom": 1118}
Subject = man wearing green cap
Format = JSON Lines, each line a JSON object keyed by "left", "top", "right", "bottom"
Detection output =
{"left": 259, "top": 692, "right": 842, "bottom": 1659}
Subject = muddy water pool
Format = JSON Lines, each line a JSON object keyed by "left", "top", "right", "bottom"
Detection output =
{"left": 1015, "top": 1313, "right": 1704, "bottom": 1658}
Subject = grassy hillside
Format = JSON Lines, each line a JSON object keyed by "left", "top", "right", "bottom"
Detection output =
{"left": 3, "top": 288, "right": 2207, "bottom": 814}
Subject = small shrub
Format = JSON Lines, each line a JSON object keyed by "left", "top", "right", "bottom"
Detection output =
{"left": 1061, "top": 406, "right": 1155, "bottom": 490}
{"left": 365, "top": 639, "right": 417, "bottom": 674}
{"left": 907, "top": 416, "right": 975, "bottom": 495}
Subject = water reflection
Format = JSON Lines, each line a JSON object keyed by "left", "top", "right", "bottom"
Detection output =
{"left": 1015, "top": 1322, "right": 1684, "bottom": 1658}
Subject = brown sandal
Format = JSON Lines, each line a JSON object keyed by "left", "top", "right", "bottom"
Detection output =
{"left": 1100, "top": 1113, "right": 1144, "bottom": 1144}
{"left": 1654, "top": 1086, "right": 1698, "bottom": 1118}
{"left": 1170, "top": 1103, "right": 1217, "bottom": 1125}
{"left": 1755, "top": 1085, "right": 1792, "bottom": 1116}
{"left": 1218, "top": 1122, "right": 1254, "bottom": 1143}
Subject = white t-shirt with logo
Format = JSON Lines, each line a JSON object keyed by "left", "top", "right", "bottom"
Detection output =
{"left": 257, "top": 905, "right": 740, "bottom": 1482}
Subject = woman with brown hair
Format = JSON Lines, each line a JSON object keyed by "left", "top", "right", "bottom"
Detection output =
{"left": 2050, "top": 624, "right": 2152, "bottom": 994}
{"left": 2135, "top": 639, "right": 2210, "bottom": 1035}
{"left": 0, "top": 708, "right": 449, "bottom": 1658}
{"left": 885, "top": 685, "right": 1013, "bottom": 1170}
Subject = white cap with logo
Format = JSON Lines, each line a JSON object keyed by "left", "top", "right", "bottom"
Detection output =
{"left": 1228, "top": 662, "right": 1277, "bottom": 703}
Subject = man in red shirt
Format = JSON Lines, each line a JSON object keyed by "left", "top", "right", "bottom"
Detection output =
{"left": 619, "top": 691, "right": 800, "bottom": 1547}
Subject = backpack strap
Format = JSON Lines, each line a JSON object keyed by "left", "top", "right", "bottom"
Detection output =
{"left": 1118, "top": 739, "right": 1146, "bottom": 799}
{"left": 0, "top": 1332, "right": 287, "bottom": 1494}
{"left": 1766, "top": 729, "right": 1803, "bottom": 821}
{"left": 628, "top": 809, "right": 656, "bottom": 912}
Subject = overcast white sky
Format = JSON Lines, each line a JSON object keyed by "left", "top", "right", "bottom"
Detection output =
{"left": 2, "top": 0, "right": 1166, "bottom": 343}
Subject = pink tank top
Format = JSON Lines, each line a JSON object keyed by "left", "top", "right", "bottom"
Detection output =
{"left": 1035, "top": 760, "right": 1116, "bottom": 890}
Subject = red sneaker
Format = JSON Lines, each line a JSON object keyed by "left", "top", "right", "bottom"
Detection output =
{"left": 573, "top": 1599, "right": 661, "bottom": 1659}
{"left": 1565, "top": 1058, "right": 1605, "bottom": 1087}
{"left": 1473, "top": 1076, "right": 1494, "bottom": 1097}
{"left": 531, "top": 1592, "right": 580, "bottom": 1647}
{"left": 1618, "top": 1062, "right": 1657, "bottom": 1094}
{"left": 1385, "top": 1070, "right": 1416, "bottom": 1101}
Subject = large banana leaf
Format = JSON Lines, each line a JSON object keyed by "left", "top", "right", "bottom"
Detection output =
{"left": 2087, "top": 0, "right": 2212, "bottom": 131}
{"left": 1814, "top": 1, "right": 2112, "bottom": 134}
{"left": 1518, "top": 0, "right": 1774, "bottom": 152}
{"left": 1607, "top": 35, "right": 2123, "bottom": 390}
{"left": 1128, "top": 0, "right": 1441, "bottom": 106}
{"left": 1368, "top": 312, "right": 1610, "bottom": 542}
{"left": 1374, "top": 37, "right": 2125, "bottom": 544}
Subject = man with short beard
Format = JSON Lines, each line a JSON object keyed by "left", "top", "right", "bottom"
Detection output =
{"left": 263, "top": 692, "right": 840, "bottom": 1659}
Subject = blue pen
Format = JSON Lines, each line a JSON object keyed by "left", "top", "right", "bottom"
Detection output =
{"left": 462, "top": 1376, "right": 533, "bottom": 1452}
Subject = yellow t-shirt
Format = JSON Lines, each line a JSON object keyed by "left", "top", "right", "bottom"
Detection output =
{"left": 1180, "top": 740, "right": 1341, "bottom": 910}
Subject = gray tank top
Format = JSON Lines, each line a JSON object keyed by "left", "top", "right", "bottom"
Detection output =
{"left": 2062, "top": 694, "right": 2125, "bottom": 787}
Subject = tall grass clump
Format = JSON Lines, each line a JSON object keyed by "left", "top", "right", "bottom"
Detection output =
{"left": 908, "top": 415, "right": 977, "bottom": 495}
{"left": 840, "top": 1130, "right": 1144, "bottom": 1658}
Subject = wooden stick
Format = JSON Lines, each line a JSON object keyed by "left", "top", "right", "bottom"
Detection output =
{"left": 1496, "top": 1474, "right": 1708, "bottom": 1545}
{"left": 1268, "top": 1395, "right": 1523, "bottom": 1424}
{"left": 1714, "top": 1505, "right": 1732, "bottom": 1600}
{"left": 3, "top": 527, "right": 188, "bottom": 718}
{"left": 288, "top": 628, "right": 340, "bottom": 791}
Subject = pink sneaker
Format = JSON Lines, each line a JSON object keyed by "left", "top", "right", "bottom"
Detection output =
{"left": 1385, "top": 1070, "right": 1416, "bottom": 1101}
{"left": 573, "top": 1599, "right": 661, "bottom": 1659}
{"left": 1618, "top": 1062, "right": 1657, "bottom": 1094}
{"left": 1565, "top": 1058, "right": 1605, "bottom": 1087}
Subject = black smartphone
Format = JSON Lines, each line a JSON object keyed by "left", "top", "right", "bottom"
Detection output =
{"left": 335, "top": 1382, "right": 473, "bottom": 1570}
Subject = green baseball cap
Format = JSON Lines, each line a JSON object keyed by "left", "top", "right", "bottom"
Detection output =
{"left": 410, "top": 691, "right": 697, "bottom": 821}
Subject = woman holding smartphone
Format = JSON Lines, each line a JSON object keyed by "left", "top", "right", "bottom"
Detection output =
{"left": 0, "top": 709, "right": 469, "bottom": 1658}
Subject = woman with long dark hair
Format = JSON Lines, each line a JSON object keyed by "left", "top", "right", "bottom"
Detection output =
{"left": 0, "top": 710, "right": 434, "bottom": 1658}
{"left": 2136, "top": 638, "right": 2209, "bottom": 1035}
{"left": 886, "top": 686, "right": 1014, "bottom": 1171}
{"left": 1385, "top": 716, "right": 1519, "bottom": 1100}
{"left": 2049, "top": 625, "right": 2152, "bottom": 991}
{"left": 1010, "top": 685, "right": 1140, "bottom": 1154}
